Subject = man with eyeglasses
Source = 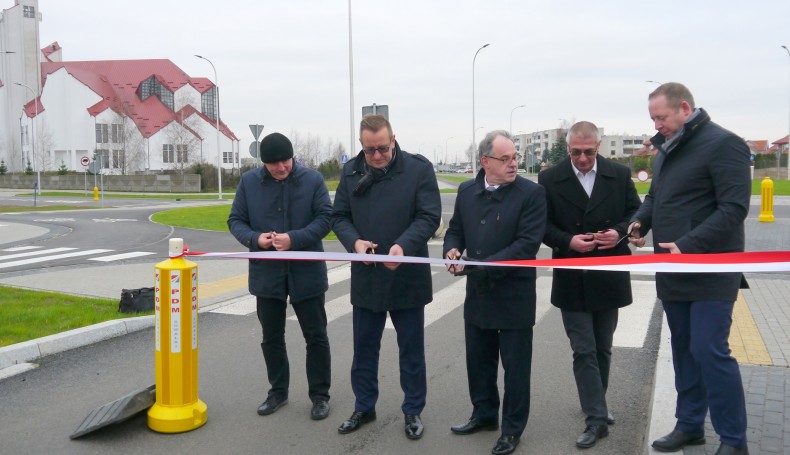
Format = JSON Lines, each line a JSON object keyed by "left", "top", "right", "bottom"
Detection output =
{"left": 629, "top": 83, "right": 750, "bottom": 455}
{"left": 443, "top": 130, "right": 546, "bottom": 455}
{"left": 537, "top": 121, "right": 641, "bottom": 448}
{"left": 331, "top": 114, "right": 441, "bottom": 440}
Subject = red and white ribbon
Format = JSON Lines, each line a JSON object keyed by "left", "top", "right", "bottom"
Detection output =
{"left": 182, "top": 250, "right": 790, "bottom": 273}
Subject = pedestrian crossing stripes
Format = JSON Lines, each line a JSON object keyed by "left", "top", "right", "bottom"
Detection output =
{"left": 0, "top": 246, "right": 156, "bottom": 267}
{"left": 211, "top": 268, "right": 659, "bottom": 349}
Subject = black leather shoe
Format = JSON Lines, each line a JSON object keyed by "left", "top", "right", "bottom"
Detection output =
{"left": 451, "top": 417, "right": 499, "bottom": 435}
{"left": 576, "top": 424, "right": 609, "bottom": 448}
{"left": 652, "top": 429, "right": 705, "bottom": 452}
{"left": 405, "top": 414, "right": 424, "bottom": 439}
{"left": 338, "top": 410, "right": 376, "bottom": 434}
{"left": 492, "top": 434, "right": 520, "bottom": 455}
{"left": 257, "top": 395, "right": 288, "bottom": 416}
{"left": 715, "top": 443, "right": 749, "bottom": 454}
{"left": 606, "top": 412, "right": 615, "bottom": 425}
{"left": 311, "top": 399, "right": 330, "bottom": 420}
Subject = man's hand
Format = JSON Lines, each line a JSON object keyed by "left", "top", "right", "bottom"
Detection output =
{"left": 257, "top": 232, "right": 275, "bottom": 249}
{"left": 445, "top": 247, "right": 463, "bottom": 275}
{"left": 272, "top": 233, "right": 292, "bottom": 251}
{"left": 593, "top": 229, "right": 619, "bottom": 250}
{"left": 658, "top": 242, "right": 682, "bottom": 254}
{"left": 383, "top": 244, "right": 404, "bottom": 270}
{"left": 354, "top": 239, "right": 378, "bottom": 265}
{"left": 628, "top": 221, "right": 646, "bottom": 248}
{"left": 569, "top": 233, "right": 596, "bottom": 253}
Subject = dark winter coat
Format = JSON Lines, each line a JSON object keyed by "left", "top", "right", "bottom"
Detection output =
{"left": 632, "top": 108, "right": 751, "bottom": 301}
{"left": 228, "top": 161, "right": 332, "bottom": 302}
{"left": 331, "top": 144, "right": 441, "bottom": 312}
{"left": 539, "top": 156, "right": 642, "bottom": 312}
{"left": 442, "top": 171, "right": 546, "bottom": 329}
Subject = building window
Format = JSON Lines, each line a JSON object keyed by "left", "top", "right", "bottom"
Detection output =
{"left": 610, "top": 141, "right": 616, "bottom": 146}
{"left": 138, "top": 76, "right": 174, "bottom": 111}
{"left": 112, "top": 150, "right": 125, "bottom": 169}
{"left": 96, "top": 149, "right": 110, "bottom": 169}
{"left": 201, "top": 87, "right": 217, "bottom": 121}
{"left": 223, "top": 151, "right": 233, "bottom": 164}
{"left": 111, "top": 124, "right": 124, "bottom": 143}
{"left": 23, "top": 5, "right": 35, "bottom": 18}
{"left": 164, "top": 144, "right": 188, "bottom": 163}
{"left": 163, "top": 144, "right": 174, "bottom": 163}
{"left": 96, "top": 124, "right": 109, "bottom": 143}
{"left": 176, "top": 144, "right": 188, "bottom": 163}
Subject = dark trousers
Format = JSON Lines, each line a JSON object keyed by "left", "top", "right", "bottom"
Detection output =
{"left": 465, "top": 321, "right": 533, "bottom": 437}
{"left": 561, "top": 308, "right": 618, "bottom": 426}
{"left": 257, "top": 295, "right": 331, "bottom": 402}
{"left": 351, "top": 306, "right": 426, "bottom": 415}
{"left": 663, "top": 300, "right": 747, "bottom": 448}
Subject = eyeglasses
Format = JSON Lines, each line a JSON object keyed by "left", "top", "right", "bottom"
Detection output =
{"left": 569, "top": 149, "right": 597, "bottom": 157}
{"left": 361, "top": 142, "right": 392, "bottom": 156}
{"left": 485, "top": 153, "right": 521, "bottom": 164}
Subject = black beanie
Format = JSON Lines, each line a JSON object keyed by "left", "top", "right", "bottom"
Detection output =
{"left": 260, "top": 133, "right": 294, "bottom": 163}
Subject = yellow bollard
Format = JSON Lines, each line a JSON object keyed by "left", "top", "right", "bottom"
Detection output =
{"left": 758, "top": 176, "right": 775, "bottom": 223}
{"left": 148, "top": 238, "right": 207, "bottom": 433}
{"left": 93, "top": 186, "right": 99, "bottom": 201}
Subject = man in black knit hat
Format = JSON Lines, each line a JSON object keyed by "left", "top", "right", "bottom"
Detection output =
{"left": 228, "top": 132, "right": 333, "bottom": 421}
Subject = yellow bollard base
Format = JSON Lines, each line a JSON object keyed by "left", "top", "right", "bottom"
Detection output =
{"left": 147, "top": 400, "right": 207, "bottom": 433}
{"left": 758, "top": 214, "right": 775, "bottom": 223}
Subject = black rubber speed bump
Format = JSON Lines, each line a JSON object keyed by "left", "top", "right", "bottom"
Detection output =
{"left": 70, "top": 384, "right": 156, "bottom": 439}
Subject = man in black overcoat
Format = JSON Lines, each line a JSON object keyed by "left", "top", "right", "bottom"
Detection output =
{"left": 538, "top": 121, "right": 641, "bottom": 448}
{"left": 443, "top": 130, "right": 546, "bottom": 455}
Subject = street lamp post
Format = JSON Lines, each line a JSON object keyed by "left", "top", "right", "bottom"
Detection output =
{"left": 444, "top": 136, "right": 454, "bottom": 168}
{"left": 509, "top": 104, "right": 525, "bottom": 135}
{"left": 472, "top": 43, "right": 490, "bottom": 176}
{"left": 195, "top": 55, "right": 223, "bottom": 200}
{"left": 782, "top": 46, "right": 790, "bottom": 178}
{"left": 14, "top": 82, "right": 40, "bottom": 195}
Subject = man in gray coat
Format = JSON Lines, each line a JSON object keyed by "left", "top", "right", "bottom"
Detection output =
{"left": 228, "top": 132, "right": 333, "bottom": 422}
{"left": 630, "top": 83, "right": 751, "bottom": 455}
{"left": 331, "top": 114, "right": 441, "bottom": 440}
{"left": 539, "top": 121, "right": 641, "bottom": 448}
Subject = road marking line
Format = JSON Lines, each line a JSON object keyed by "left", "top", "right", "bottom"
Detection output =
{"left": 730, "top": 291, "right": 773, "bottom": 365}
{"left": 0, "top": 249, "right": 113, "bottom": 269}
{"left": 200, "top": 274, "right": 249, "bottom": 300}
{"left": 612, "top": 281, "right": 658, "bottom": 348}
{"left": 0, "top": 247, "right": 76, "bottom": 261}
{"left": 1, "top": 246, "right": 44, "bottom": 252}
{"left": 88, "top": 252, "right": 156, "bottom": 262}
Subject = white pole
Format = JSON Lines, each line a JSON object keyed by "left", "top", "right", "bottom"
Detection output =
{"left": 14, "top": 82, "right": 40, "bottom": 194}
{"left": 348, "top": 0, "right": 356, "bottom": 160}
{"left": 472, "top": 44, "right": 490, "bottom": 176}
{"left": 195, "top": 55, "right": 222, "bottom": 200}
{"left": 510, "top": 104, "right": 525, "bottom": 136}
{"left": 782, "top": 46, "right": 790, "bottom": 179}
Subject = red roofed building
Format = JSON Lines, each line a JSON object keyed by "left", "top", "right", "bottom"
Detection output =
{"left": 0, "top": 0, "right": 238, "bottom": 173}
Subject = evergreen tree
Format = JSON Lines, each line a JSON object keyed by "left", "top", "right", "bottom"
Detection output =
{"left": 58, "top": 161, "right": 68, "bottom": 175}
{"left": 0, "top": 160, "right": 7, "bottom": 176}
{"left": 25, "top": 159, "right": 33, "bottom": 175}
{"left": 546, "top": 136, "right": 568, "bottom": 166}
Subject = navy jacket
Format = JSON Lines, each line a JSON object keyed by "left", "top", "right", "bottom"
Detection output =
{"left": 443, "top": 171, "right": 546, "bottom": 329}
{"left": 331, "top": 144, "right": 441, "bottom": 312}
{"left": 228, "top": 161, "right": 332, "bottom": 302}
{"left": 632, "top": 109, "right": 751, "bottom": 301}
{"left": 539, "top": 156, "right": 641, "bottom": 312}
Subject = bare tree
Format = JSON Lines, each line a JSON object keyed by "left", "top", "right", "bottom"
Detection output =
{"left": 34, "top": 119, "right": 55, "bottom": 172}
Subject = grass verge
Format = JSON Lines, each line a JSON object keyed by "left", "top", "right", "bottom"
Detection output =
{"left": 0, "top": 285, "right": 150, "bottom": 347}
{"left": 16, "top": 191, "right": 236, "bottom": 200}
{"left": 151, "top": 205, "right": 338, "bottom": 240}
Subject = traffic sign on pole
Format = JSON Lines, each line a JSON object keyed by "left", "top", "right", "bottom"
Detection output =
{"left": 80, "top": 156, "right": 91, "bottom": 169}
{"left": 249, "top": 124, "right": 264, "bottom": 140}
{"left": 249, "top": 142, "right": 259, "bottom": 158}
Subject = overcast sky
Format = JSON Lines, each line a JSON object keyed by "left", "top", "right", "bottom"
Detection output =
{"left": 38, "top": 0, "right": 790, "bottom": 162}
